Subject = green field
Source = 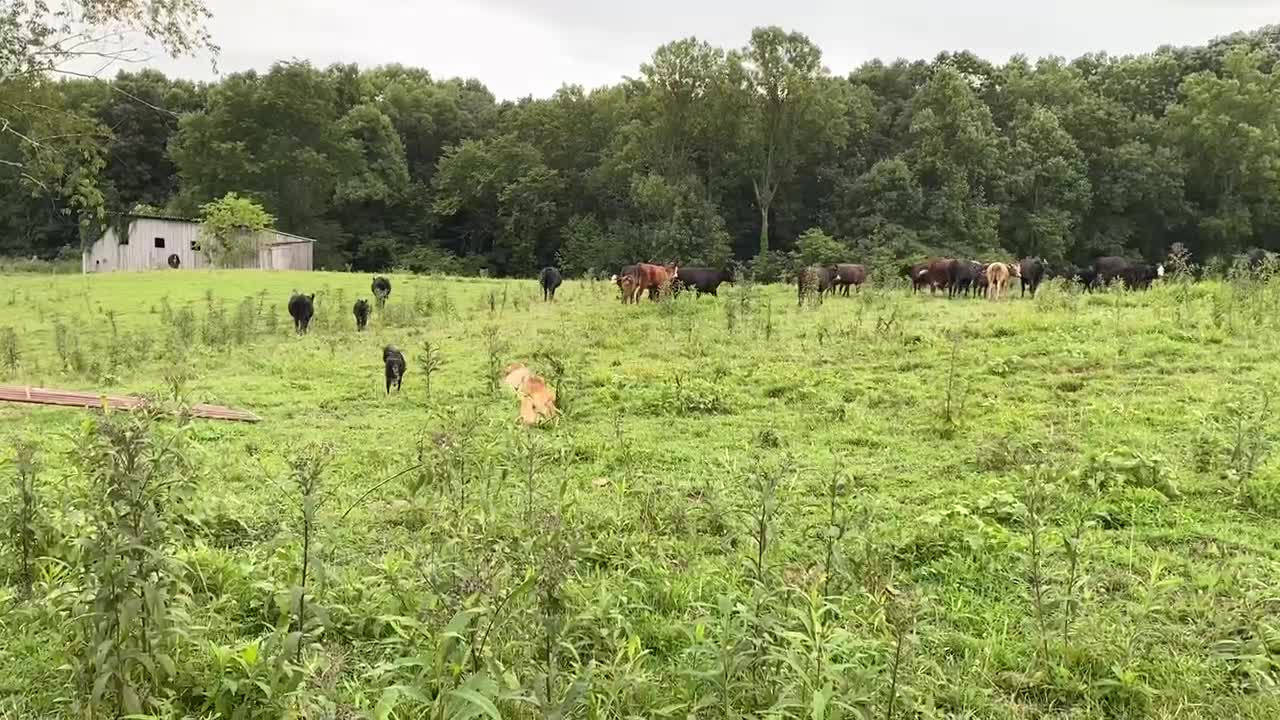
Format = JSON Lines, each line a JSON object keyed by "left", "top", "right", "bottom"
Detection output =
{"left": 3, "top": 270, "right": 1280, "bottom": 719}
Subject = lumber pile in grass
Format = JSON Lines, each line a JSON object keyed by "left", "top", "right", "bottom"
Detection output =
{"left": 0, "top": 385, "right": 261, "bottom": 423}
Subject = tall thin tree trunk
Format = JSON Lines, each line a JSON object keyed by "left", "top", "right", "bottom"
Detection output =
{"left": 759, "top": 203, "right": 770, "bottom": 255}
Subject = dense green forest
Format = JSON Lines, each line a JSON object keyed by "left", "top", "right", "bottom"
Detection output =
{"left": 2, "top": 24, "right": 1279, "bottom": 276}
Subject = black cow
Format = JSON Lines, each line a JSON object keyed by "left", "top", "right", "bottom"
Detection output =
{"left": 353, "top": 299, "right": 371, "bottom": 331}
{"left": 371, "top": 276, "right": 392, "bottom": 308}
{"left": 383, "top": 345, "right": 406, "bottom": 394}
{"left": 1244, "top": 248, "right": 1270, "bottom": 271}
{"left": 798, "top": 265, "right": 837, "bottom": 306}
{"left": 676, "top": 267, "right": 734, "bottom": 296}
{"left": 288, "top": 293, "right": 315, "bottom": 335}
{"left": 948, "top": 260, "right": 977, "bottom": 298}
{"left": 1075, "top": 266, "right": 1100, "bottom": 291}
{"left": 539, "top": 267, "right": 563, "bottom": 301}
{"left": 1095, "top": 256, "right": 1164, "bottom": 290}
{"left": 832, "top": 264, "right": 867, "bottom": 296}
{"left": 1094, "top": 256, "right": 1131, "bottom": 287}
{"left": 1020, "top": 257, "right": 1046, "bottom": 298}
{"left": 1120, "top": 263, "right": 1162, "bottom": 290}
{"left": 972, "top": 263, "right": 990, "bottom": 298}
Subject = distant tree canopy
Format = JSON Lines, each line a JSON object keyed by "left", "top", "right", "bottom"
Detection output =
{"left": 3, "top": 24, "right": 1280, "bottom": 274}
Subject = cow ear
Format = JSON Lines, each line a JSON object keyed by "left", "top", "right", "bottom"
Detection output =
{"left": 308, "top": 294, "right": 315, "bottom": 301}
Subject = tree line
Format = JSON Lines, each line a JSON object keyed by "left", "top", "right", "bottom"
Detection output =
{"left": 2, "top": 24, "right": 1278, "bottom": 277}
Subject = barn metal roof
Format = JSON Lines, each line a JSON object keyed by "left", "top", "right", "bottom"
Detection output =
{"left": 106, "top": 212, "right": 316, "bottom": 245}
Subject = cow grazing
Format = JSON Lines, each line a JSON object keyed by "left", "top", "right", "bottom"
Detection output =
{"left": 1094, "top": 256, "right": 1164, "bottom": 290}
{"left": 1120, "top": 263, "right": 1163, "bottom": 290}
{"left": 383, "top": 345, "right": 406, "bottom": 394}
{"left": 353, "top": 299, "right": 371, "bottom": 331}
{"left": 539, "top": 267, "right": 563, "bottom": 301}
{"left": 798, "top": 265, "right": 837, "bottom": 306}
{"left": 612, "top": 265, "right": 637, "bottom": 303}
{"left": 1075, "top": 266, "right": 1100, "bottom": 291}
{"left": 1020, "top": 257, "right": 1046, "bottom": 298}
{"left": 288, "top": 293, "right": 315, "bottom": 335}
{"left": 833, "top": 264, "right": 867, "bottom": 296}
{"left": 1093, "top": 256, "right": 1138, "bottom": 287}
{"left": 986, "top": 262, "right": 1020, "bottom": 300}
{"left": 371, "top": 276, "right": 392, "bottom": 308}
{"left": 675, "top": 267, "right": 734, "bottom": 296}
{"left": 900, "top": 262, "right": 931, "bottom": 294}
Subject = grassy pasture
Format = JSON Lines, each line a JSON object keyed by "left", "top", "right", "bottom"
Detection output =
{"left": 2, "top": 269, "right": 1280, "bottom": 718}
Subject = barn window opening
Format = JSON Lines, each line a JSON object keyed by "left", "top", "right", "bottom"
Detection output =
{"left": 190, "top": 240, "right": 201, "bottom": 251}
{"left": 154, "top": 237, "right": 166, "bottom": 249}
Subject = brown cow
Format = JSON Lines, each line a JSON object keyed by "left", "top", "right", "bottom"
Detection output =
{"left": 620, "top": 263, "right": 678, "bottom": 304}
{"left": 833, "top": 264, "right": 867, "bottom": 296}
{"left": 901, "top": 260, "right": 931, "bottom": 292}
{"left": 922, "top": 258, "right": 954, "bottom": 295}
{"left": 985, "top": 262, "right": 1021, "bottom": 300}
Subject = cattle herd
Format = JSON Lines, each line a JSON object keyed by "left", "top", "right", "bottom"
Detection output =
{"left": 603, "top": 255, "right": 1167, "bottom": 308}
{"left": 282, "top": 255, "right": 1174, "bottom": 392}
{"left": 895, "top": 255, "right": 1164, "bottom": 301}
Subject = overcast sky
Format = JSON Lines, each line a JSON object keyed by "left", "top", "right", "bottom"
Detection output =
{"left": 127, "top": 0, "right": 1278, "bottom": 99}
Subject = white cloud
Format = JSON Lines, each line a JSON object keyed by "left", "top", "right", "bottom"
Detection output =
{"left": 113, "top": 0, "right": 1277, "bottom": 98}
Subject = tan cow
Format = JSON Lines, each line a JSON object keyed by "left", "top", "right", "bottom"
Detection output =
{"left": 985, "top": 262, "right": 1022, "bottom": 300}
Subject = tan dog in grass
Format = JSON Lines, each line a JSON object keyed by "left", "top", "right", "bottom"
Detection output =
{"left": 502, "top": 363, "right": 559, "bottom": 425}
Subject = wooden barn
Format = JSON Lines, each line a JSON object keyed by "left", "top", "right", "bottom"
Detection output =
{"left": 82, "top": 213, "right": 315, "bottom": 273}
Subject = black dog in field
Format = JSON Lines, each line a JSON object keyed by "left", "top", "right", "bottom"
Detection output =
{"left": 288, "top": 293, "right": 315, "bottom": 334}
{"left": 353, "top": 299, "right": 371, "bottom": 331}
{"left": 383, "top": 345, "right": 406, "bottom": 394}
{"left": 371, "top": 276, "right": 392, "bottom": 308}
{"left": 539, "top": 267, "right": 562, "bottom": 301}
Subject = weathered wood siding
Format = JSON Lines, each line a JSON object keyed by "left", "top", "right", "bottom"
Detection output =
{"left": 83, "top": 218, "right": 314, "bottom": 273}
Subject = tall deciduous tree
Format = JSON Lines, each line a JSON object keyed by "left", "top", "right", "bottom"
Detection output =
{"left": 169, "top": 63, "right": 351, "bottom": 239}
{"left": 431, "top": 134, "right": 562, "bottom": 273}
{"left": 1002, "top": 105, "right": 1092, "bottom": 261}
{"left": 741, "top": 27, "right": 846, "bottom": 255}
{"left": 1166, "top": 48, "right": 1280, "bottom": 254}
{"left": 905, "top": 66, "right": 1005, "bottom": 255}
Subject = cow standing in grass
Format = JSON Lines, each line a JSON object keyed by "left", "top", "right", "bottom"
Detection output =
{"left": 921, "top": 258, "right": 954, "bottom": 295}
{"left": 948, "top": 260, "right": 977, "bottom": 298}
{"left": 833, "top": 264, "right": 867, "bottom": 296}
{"left": 539, "top": 267, "right": 563, "bottom": 301}
{"left": 798, "top": 265, "right": 836, "bottom": 306}
{"left": 353, "top": 299, "right": 371, "bottom": 331}
{"left": 1094, "top": 256, "right": 1163, "bottom": 290}
{"left": 620, "top": 263, "right": 677, "bottom": 304}
{"left": 372, "top": 276, "right": 392, "bottom": 308}
{"left": 675, "top": 267, "right": 734, "bottom": 296}
{"left": 900, "top": 262, "right": 930, "bottom": 293}
{"left": 986, "top": 262, "right": 1020, "bottom": 300}
{"left": 383, "top": 345, "right": 406, "bottom": 394}
{"left": 288, "top": 293, "right": 315, "bottom": 335}
{"left": 1020, "top": 258, "right": 1046, "bottom": 298}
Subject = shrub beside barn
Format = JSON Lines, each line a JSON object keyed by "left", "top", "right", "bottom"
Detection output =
{"left": 82, "top": 214, "right": 315, "bottom": 273}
